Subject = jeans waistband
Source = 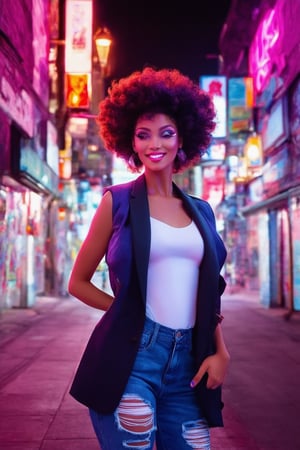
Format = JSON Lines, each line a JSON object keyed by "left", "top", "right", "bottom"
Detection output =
{"left": 144, "top": 316, "right": 193, "bottom": 343}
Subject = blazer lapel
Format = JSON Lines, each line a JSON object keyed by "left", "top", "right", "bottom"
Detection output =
{"left": 129, "top": 174, "right": 151, "bottom": 303}
{"left": 172, "top": 184, "right": 220, "bottom": 272}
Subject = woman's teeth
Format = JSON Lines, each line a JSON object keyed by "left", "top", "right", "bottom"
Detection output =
{"left": 148, "top": 153, "right": 164, "bottom": 161}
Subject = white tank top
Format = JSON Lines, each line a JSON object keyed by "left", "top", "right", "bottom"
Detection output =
{"left": 146, "top": 217, "right": 204, "bottom": 329}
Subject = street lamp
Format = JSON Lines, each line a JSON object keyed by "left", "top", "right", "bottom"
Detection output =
{"left": 94, "top": 27, "right": 112, "bottom": 73}
{"left": 244, "top": 132, "right": 263, "bottom": 178}
{"left": 84, "top": 27, "right": 113, "bottom": 184}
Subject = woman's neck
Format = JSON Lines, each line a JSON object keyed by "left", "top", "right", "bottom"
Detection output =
{"left": 145, "top": 172, "right": 173, "bottom": 197}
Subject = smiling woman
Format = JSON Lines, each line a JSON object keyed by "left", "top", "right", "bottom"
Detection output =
{"left": 68, "top": 66, "right": 229, "bottom": 450}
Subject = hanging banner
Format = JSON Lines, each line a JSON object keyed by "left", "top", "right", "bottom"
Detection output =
{"left": 200, "top": 76, "right": 227, "bottom": 139}
{"left": 65, "top": 0, "right": 92, "bottom": 73}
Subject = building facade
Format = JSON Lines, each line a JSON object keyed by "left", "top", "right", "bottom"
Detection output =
{"left": 220, "top": 0, "right": 300, "bottom": 312}
{"left": 0, "top": 0, "right": 65, "bottom": 310}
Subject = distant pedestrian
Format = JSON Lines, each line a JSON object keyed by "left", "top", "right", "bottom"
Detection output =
{"left": 68, "top": 66, "right": 230, "bottom": 449}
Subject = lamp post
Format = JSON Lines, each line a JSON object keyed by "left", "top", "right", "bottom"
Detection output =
{"left": 90, "top": 27, "right": 112, "bottom": 114}
{"left": 94, "top": 27, "right": 112, "bottom": 75}
{"left": 86, "top": 27, "right": 113, "bottom": 185}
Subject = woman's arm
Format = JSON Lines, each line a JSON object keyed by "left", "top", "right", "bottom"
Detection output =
{"left": 68, "top": 191, "right": 114, "bottom": 311}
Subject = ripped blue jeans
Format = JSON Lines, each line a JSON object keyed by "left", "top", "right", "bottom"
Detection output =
{"left": 89, "top": 316, "right": 210, "bottom": 449}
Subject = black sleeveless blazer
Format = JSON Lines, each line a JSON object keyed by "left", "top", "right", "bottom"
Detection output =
{"left": 70, "top": 174, "right": 227, "bottom": 427}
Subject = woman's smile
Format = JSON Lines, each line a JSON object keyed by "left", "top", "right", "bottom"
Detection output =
{"left": 146, "top": 152, "right": 166, "bottom": 162}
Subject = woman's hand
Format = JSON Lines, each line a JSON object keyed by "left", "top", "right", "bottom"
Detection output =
{"left": 190, "top": 351, "right": 230, "bottom": 389}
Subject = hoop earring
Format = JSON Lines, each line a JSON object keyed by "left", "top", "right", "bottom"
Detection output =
{"left": 128, "top": 152, "right": 142, "bottom": 172}
{"left": 176, "top": 148, "right": 187, "bottom": 165}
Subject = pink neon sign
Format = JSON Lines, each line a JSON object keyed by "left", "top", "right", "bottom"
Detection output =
{"left": 249, "top": 8, "right": 280, "bottom": 93}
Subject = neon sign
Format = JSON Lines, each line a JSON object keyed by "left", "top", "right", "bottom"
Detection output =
{"left": 249, "top": 8, "right": 280, "bottom": 93}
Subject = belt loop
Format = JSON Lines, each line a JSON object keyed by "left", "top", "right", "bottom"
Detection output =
{"left": 151, "top": 320, "right": 160, "bottom": 344}
{"left": 144, "top": 316, "right": 160, "bottom": 344}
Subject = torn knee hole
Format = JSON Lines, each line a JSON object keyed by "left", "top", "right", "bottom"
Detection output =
{"left": 116, "top": 395, "right": 154, "bottom": 433}
{"left": 182, "top": 419, "right": 210, "bottom": 448}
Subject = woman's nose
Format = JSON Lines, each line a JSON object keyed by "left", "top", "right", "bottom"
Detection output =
{"left": 149, "top": 135, "right": 161, "bottom": 149}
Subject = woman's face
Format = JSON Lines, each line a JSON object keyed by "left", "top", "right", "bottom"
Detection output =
{"left": 133, "top": 113, "right": 182, "bottom": 172}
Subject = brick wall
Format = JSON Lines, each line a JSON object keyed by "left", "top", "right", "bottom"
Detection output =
{"left": 0, "top": 0, "right": 34, "bottom": 83}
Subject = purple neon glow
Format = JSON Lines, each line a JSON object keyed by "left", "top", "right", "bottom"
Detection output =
{"left": 249, "top": 8, "right": 279, "bottom": 93}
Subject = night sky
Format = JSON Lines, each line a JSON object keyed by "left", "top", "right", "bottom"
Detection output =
{"left": 94, "top": 0, "right": 232, "bottom": 83}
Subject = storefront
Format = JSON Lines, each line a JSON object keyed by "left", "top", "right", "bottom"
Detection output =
{"left": 0, "top": 97, "right": 59, "bottom": 310}
{"left": 0, "top": 124, "right": 59, "bottom": 309}
{"left": 243, "top": 187, "right": 300, "bottom": 311}
{"left": 0, "top": 0, "right": 64, "bottom": 311}
{"left": 0, "top": 187, "right": 47, "bottom": 309}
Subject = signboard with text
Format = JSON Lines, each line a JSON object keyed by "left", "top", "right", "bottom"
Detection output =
{"left": 200, "top": 76, "right": 227, "bottom": 139}
{"left": 228, "top": 77, "right": 254, "bottom": 135}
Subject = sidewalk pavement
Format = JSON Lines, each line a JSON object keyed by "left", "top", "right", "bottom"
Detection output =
{"left": 0, "top": 288, "right": 300, "bottom": 449}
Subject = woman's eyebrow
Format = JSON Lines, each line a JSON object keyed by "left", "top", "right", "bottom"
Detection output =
{"left": 135, "top": 124, "right": 176, "bottom": 131}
